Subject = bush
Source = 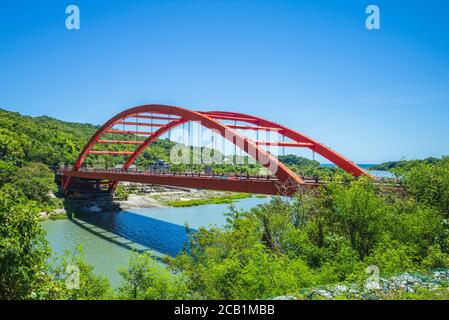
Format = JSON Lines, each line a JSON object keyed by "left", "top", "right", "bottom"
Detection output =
{"left": 118, "top": 252, "right": 190, "bottom": 300}
{"left": 10, "top": 162, "right": 56, "bottom": 203}
{"left": 0, "top": 190, "right": 52, "bottom": 299}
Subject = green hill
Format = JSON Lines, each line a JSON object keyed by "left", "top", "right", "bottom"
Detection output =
{"left": 0, "top": 108, "right": 176, "bottom": 169}
{"left": 370, "top": 157, "right": 442, "bottom": 171}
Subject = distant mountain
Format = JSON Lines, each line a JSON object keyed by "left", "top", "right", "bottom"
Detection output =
{"left": 370, "top": 157, "right": 442, "bottom": 171}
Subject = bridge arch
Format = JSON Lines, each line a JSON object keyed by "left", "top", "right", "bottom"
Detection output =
{"left": 63, "top": 104, "right": 369, "bottom": 194}
{"left": 200, "top": 110, "right": 369, "bottom": 177}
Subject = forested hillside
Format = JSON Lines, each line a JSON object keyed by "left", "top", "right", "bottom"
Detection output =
{"left": 0, "top": 108, "right": 98, "bottom": 166}
{"left": 0, "top": 108, "right": 179, "bottom": 169}
{"left": 371, "top": 157, "right": 442, "bottom": 171}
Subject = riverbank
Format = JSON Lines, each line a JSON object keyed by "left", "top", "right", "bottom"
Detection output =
{"left": 41, "top": 196, "right": 272, "bottom": 286}
{"left": 120, "top": 188, "right": 256, "bottom": 208}
{"left": 38, "top": 187, "right": 262, "bottom": 221}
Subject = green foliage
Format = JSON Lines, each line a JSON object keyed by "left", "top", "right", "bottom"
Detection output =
{"left": 0, "top": 189, "right": 53, "bottom": 299}
{"left": 167, "top": 202, "right": 321, "bottom": 299}
{"left": 396, "top": 156, "right": 449, "bottom": 217}
{"left": 114, "top": 184, "right": 129, "bottom": 201}
{"left": 279, "top": 154, "right": 320, "bottom": 168}
{"left": 9, "top": 162, "right": 56, "bottom": 203}
{"left": 371, "top": 157, "right": 442, "bottom": 171}
{"left": 0, "top": 128, "right": 31, "bottom": 163}
{"left": 160, "top": 159, "right": 449, "bottom": 299}
{"left": 0, "top": 109, "right": 97, "bottom": 167}
{"left": 279, "top": 154, "right": 340, "bottom": 178}
{"left": 422, "top": 245, "right": 449, "bottom": 270}
{"left": 364, "top": 241, "right": 417, "bottom": 276}
{"left": 0, "top": 160, "right": 16, "bottom": 185}
{"left": 118, "top": 252, "right": 190, "bottom": 299}
{"left": 52, "top": 245, "right": 113, "bottom": 300}
{"left": 0, "top": 108, "right": 176, "bottom": 169}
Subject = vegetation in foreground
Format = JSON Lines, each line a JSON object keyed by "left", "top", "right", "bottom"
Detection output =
{"left": 1, "top": 155, "right": 449, "bottom": 299}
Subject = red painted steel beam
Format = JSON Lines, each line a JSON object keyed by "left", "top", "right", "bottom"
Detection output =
{"left": 70, "top": 181, "right": 113, "bottom": 185}
{"left": 106, "top": 129, "right": 154, "bottom": 135}
{"left": 252, "top": 140, "right": 314, "bottom": 147}
{"left": 114, "top": 121, "right": 167, "bottom": 127}
{"left": 97, "top": 140, "right": 143, "bottom": 145}
{"left": 227, "top": 124, "right": 283, "bottom": 132}
{"left": 127, "top": 114, "right": 180, "bottom": 121}
{"left": 201, "top": 113, "right": 259, "bottom": 123}
{"left": 61, "top": 170, "right": 284, "bottom": 195}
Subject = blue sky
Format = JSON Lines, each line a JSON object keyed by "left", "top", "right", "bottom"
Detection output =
{"left": 0, "top": 0, "right": 448, "bottom": 163}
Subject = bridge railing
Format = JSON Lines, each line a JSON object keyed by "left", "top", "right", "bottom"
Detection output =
{"left": 58, "top": 166, "right": 402, "bottom": 189}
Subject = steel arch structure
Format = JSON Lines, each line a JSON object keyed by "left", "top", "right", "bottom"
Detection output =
{"left": 61, "top": 104, "right": 370, "bottom": 195}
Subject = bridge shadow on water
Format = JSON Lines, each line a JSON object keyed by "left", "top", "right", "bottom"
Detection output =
{"left": 71, "top": 210, "right": 194, "bottom": 259}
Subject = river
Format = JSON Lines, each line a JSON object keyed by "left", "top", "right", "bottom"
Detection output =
{"left": 41, "top": 196, "right": 271, "bottom": 287}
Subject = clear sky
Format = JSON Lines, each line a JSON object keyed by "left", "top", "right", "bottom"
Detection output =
{"left": 0, "top": 0, "right": 448, "bottom": 163}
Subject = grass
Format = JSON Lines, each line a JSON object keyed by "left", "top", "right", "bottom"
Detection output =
{"left": 166, "top": 193, "right": 253, "bottom": 207}
{"left": 38, "top": 213, "right": 69, "bottom": 221}
{"left": 48, "top": 213, "right": 69, "bottom": 220}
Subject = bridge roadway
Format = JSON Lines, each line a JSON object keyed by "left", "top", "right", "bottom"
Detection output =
{"left": 59, "top": 168, "right": 323, "bottom": 196}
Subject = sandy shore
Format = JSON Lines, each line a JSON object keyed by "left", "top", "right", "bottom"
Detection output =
{"left": 116, "top": 188, "right": 237, "bottom": 210}
{"left": 116, "top": 194, "right": 167, "bottom": 210}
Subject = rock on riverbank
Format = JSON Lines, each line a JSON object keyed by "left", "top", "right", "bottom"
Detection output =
{"left": 38, "top": 208, "right": 67, "bottom": 220}
{"left": 117, "top": 194, "right": 166, "bottom": 210}
{"left": 272, "top": 270, "right": 449, "bottom": 300}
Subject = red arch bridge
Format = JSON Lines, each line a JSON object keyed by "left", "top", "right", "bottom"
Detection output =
{"left": 59, "top": 104, "right": 372, "bottom": 197}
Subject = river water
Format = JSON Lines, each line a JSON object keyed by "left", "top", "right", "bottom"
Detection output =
{"left": 41, "top": 196, "right": 271, "bottom": 287}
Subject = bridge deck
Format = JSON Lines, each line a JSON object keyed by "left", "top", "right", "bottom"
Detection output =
{"left": 59, "top": 169, "right": 323, "bottom": 195}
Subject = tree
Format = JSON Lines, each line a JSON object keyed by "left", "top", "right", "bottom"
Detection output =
{"left": 0, "top": 128, "right": 30, "bottom": 163}
{"left": 10, "top": 162, "right": 56, "bottom": 203}
{"left": 0, "top": 160, "right": 16, "bottom": 186}
{"left": 0, "top": 188, "right": 53, "bottom": 299}
{"left": 52, "top": 245, "right": 113, "bottom": 300}
{"left": 118, "top": 252, "right": 190, "bottom": 300}
{"left": 397, "top": 156, "right": 449, "bottom": 217}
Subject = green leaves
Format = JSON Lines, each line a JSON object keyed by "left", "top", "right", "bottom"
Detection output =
{"left": 399, "top": 156, "right": 449, "bottom": 217}
{"left": 118, "top": 252, "right": 189, "bottom": 300}
{"left": 10, "top": 162, "right": 56, "bottom": 203}
{"left": 0, "top": 190, "right": 52, "bottom": 299}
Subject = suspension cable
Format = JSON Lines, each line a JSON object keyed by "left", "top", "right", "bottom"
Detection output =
{"left": 282, "top": 134, "right": 285, "bottom": 156}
